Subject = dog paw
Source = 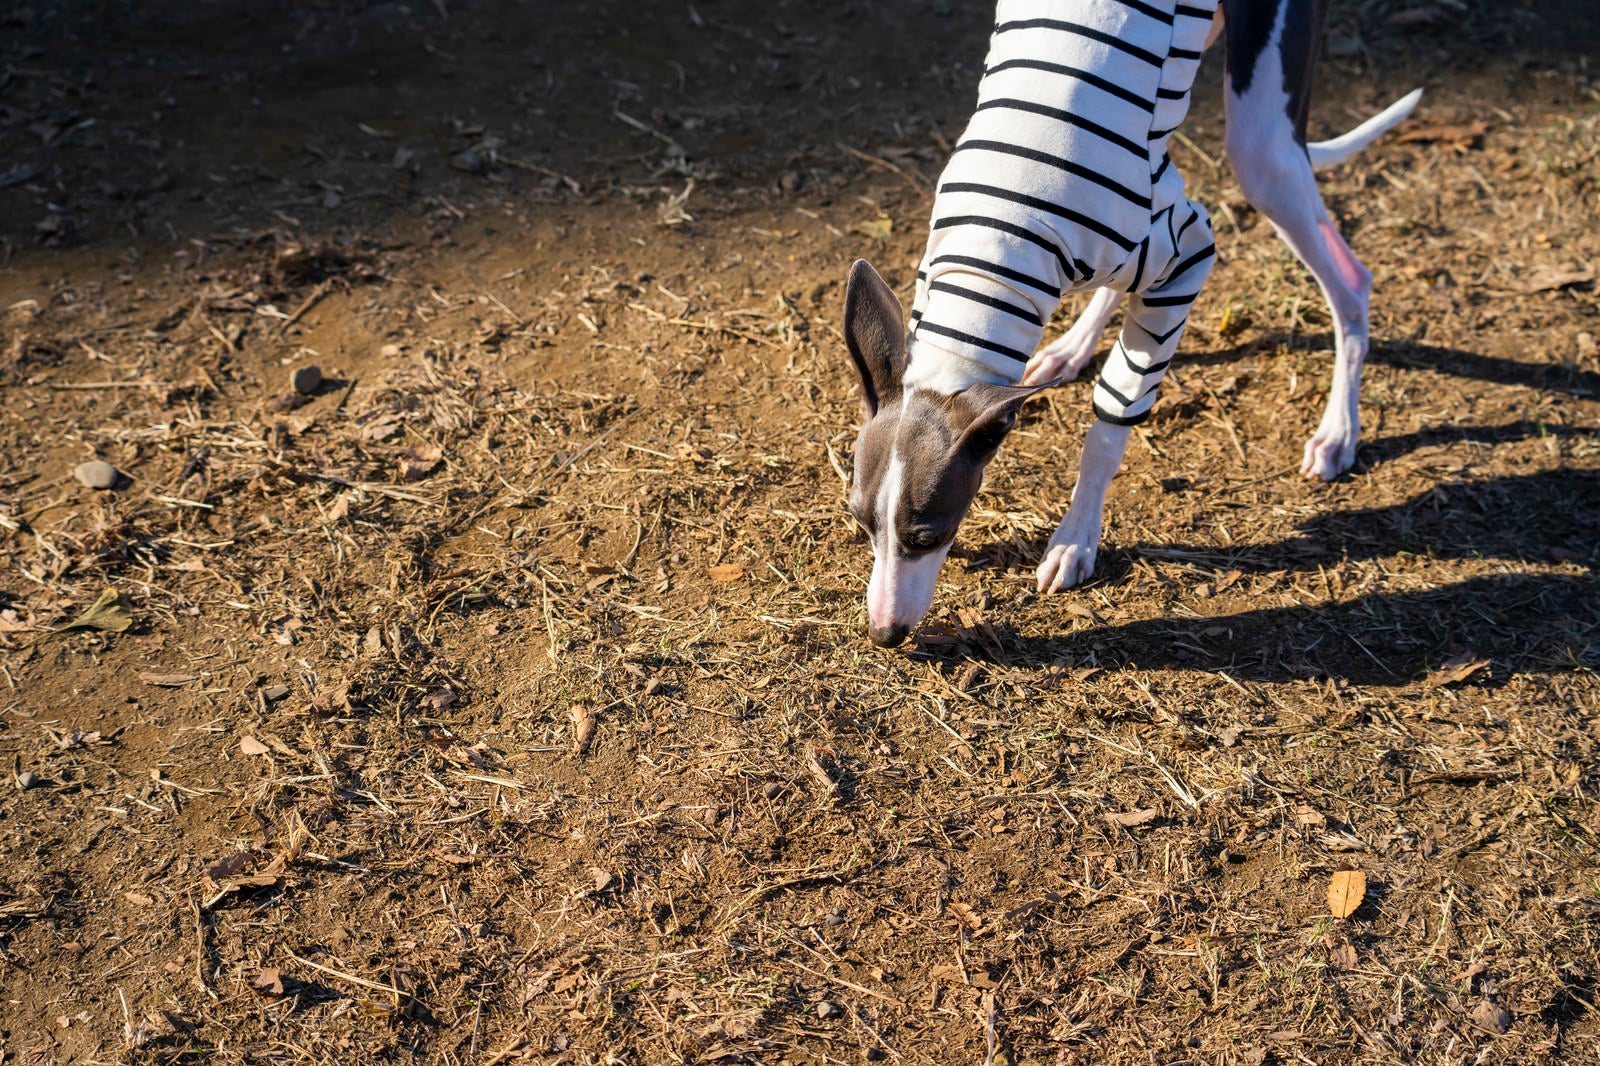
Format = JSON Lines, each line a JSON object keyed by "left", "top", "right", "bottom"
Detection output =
{"left": 1036, "top": 532, "right": 1099, "bottom": 593}
{"left": 1300, "top": 432, "right": 1357, "bottom": 480}
{"left": 1023, "top": 331, "right": 1099, "bottom": 385}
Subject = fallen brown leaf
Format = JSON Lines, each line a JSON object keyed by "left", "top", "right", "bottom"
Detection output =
{"left": 1469, "top": 999, "right": 1512, "bottom": 1034}
{"left": 947, "top": 901, "right": 985, "bottom": 932}
{"left": 254, "top": 967, "right": 285, "bottom": 997}
{"left": 570, "top": 704, "right": 597, "bottom": 756}
{"left": 239, "top": 736, "right": 270, "bottom": 756}
{"left": 1429, "top": 653, "right": 1489, "bottom": 687}
{"left": 23, "top": 588, "right": 134, "bottom": 647}
{"left": 139, "top": 672, "right": 199, "bottom": 687}
{"left": 804, "top": 745, "right": 840, "bottom": 792}
{"left": 1522, "top": 264, "right": 1594, "bottom": 294}
{"left": 1395, "top": 120, "right": 1487, "bottom": 149}
{"left": 1105, "top": 808, "right": 1159, "bottom": 829}
{"left": 707, "top": 563, "right": 745, "bottom": 582}
{"left": 1327, "top": 868, "right": 1366, "bottom": 919}
{"left": 850, "top": 217, "right": 893, "bottom": 243}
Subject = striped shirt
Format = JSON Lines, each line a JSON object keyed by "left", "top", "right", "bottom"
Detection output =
{"left": 907, "top": 0, "right": 1219, "bottom": 424}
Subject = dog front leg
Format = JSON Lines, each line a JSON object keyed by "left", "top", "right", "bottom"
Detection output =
{"left": 1036, "top": 419, "right": 1132, "bottom": 592}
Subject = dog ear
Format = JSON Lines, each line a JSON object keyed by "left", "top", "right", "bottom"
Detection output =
{"left": 844, "top": 259, "right": 907, "bottom": 417}
{"left": 955, "top": 378, "right": 1061, "bottom": 460}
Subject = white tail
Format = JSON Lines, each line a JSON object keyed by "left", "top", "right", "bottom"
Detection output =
{"left": 1307, "top": 87, "right": 1424, "bottom": 170}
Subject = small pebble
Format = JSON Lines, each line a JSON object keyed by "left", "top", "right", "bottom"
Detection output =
{"left": 816, "top": 1001, "right": 842, "bottom": 1020}
{"left": 380, "top": 343, "right": 402, "bottom": 358}
{"left": 262, "top": 684, "right": 291, "bottom": 702}
{"left": 291, "top": 364, "right": 323, "bottom": 394}
{"left": 821, "top": 911, "right": 845, "bottom": 928}
{"left": 762, "top": 782, "right": 783, "bottom": 799}
{"left": 451, "top": 148, "right": 487, "bottom": 174}
{"left": 17, "top": 771, "right": 38, "bottom": 790}
{"left": 74, "top": 460, "right": 119, "bottom": 490}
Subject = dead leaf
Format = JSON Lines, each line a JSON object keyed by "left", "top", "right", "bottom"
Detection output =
{"left": 804, "top": 745, "right": 840, "bottom": 792}
{"left": 570, "top": 704, "right": 597, "bottom": 756}
{"left": 23, "top": 588, "right": 134, "bottom": 647}
{"left": 139, "top": 672, "right": 199, "bottom": 687}
{"left": 1105, "top": 808, "right": 1159, "bottom": 829}
{"left": 1394, "top": 120, "right": 1487, "bottom": 149}
{"left": 1327, "top": 868, "right": 1367, "bottom": 919}
{"left": 947, "top": 901, "right": 985, "bottom": 932}
{"left": 203, "top": 853, "right": 251, "bottom": 883}
{"left": 1328, "top": 942, "right": 1357, "bottom": 970}
{"left": 1429, "top": 653, "right": 1489, "bottom": 687}
{"left": 398, "top": 445, "right": 443, "bottom": 482}
{"left": 254, "top": 967, "right": 285, "bottom": 997}
{"left": 240, "top": 736, "right": 270, "bottom": 756}
{"left": 1385, "top": 5, "right": 1441, "bottom": 26}
{"left": 1294, "top": 806, "right": 1328, "bottom": 828}
{"left": 1469, "top": 999, "right": 1512, "bottom": 1034}
{"left": 201, "top": 851, "right": 288, "bottom": 909}
{"left": 1522, "top": 264, "right": 1594, "bottom": 294}
{"left": 123, "top": 891, "right": 154, "bottom": 907}
{"left": 707, "top": 563, "right": 745, "bottom": 582}
{"left": 850, "top": 217, "right": 892, "bottom": 243}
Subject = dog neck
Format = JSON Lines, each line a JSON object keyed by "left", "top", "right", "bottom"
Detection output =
{"left": 904, "top": 323, "right": 1024, "bottom": 397}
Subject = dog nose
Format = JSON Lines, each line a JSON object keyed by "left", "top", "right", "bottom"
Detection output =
{"left": 868, "top": 622, "right": 910, "bottom": 647}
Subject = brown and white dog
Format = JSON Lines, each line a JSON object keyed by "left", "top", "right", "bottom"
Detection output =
{"left": 844, "top": 0, "right": 1419, "bottom": 646}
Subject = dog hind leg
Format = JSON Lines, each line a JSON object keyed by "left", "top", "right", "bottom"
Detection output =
{"left": 1225, "top": 0, "right": 1373, "bottom": 480}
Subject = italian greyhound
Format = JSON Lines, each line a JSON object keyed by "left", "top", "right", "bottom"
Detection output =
{"left": 845, "top": 0, "right": 1419, "bottom": 646}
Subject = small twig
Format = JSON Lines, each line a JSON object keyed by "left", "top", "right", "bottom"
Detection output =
{"left": 281, "top": 279, "right": 333, "bottom": 330}
{"left": 981, "top": 990, "right": 999, "bottom": 1066}
{"left": 783, "top": 955, "right": 904, "bottom": 1006}
{"left": 499, "top": 156, "right": 582, "bottom": 194}
{"left": 482, "top": 291, "right": 526, "bottom": 327}
{"left": 481, "top": 1036, "right": 528, "bottom": 1066}
{"left": 285, "top": 947, "right": 410, "bottom": 1000}
{"left": 46, "top": 380, "right": 155, "bottom": 390}
{"left": 837, "top": 141, "right": 929, "bottom": 194}
{"left": 190, "top": 893, "right": 216, "bottom": 999}
{"left": 627, "top": 301, "right": 779, "bottom": 348}
{"left": 1171, "top": 129, "right": 1220, "bottom": 173}
{"left": 1084, "top": 732, "right": 1199, "bottom": 809}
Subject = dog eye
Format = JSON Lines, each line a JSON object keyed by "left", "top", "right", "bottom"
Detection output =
{"left": 907, "top": 528, "right": 941, "bottom": 550}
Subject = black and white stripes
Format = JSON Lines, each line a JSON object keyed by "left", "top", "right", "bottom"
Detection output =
{"left": 907, "top": 0, "right": 1219, "bottom": 425}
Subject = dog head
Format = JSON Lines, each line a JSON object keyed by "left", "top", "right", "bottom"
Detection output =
{"left": 843, "top": 259, "right": 1054, "bottom": 646}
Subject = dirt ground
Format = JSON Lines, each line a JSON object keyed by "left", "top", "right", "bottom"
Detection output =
{"left": 1, "top": 0, "right": 1598, "bottom": 1063}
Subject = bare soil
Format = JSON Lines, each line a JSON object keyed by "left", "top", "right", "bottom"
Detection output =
{"left": 1, "top": 1, "right": 1598, "bottom": 1063}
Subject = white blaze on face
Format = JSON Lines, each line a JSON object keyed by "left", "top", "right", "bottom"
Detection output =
{"left": 865, "top": 452, "right": 951, "bottom": 634}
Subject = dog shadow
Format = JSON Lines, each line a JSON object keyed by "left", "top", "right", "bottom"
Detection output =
{"left": 1186, "top": 334, "right": 1600, "bottom": 403}
{"left": 953, "top": 468, "right": 1598, "bottom": 685}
